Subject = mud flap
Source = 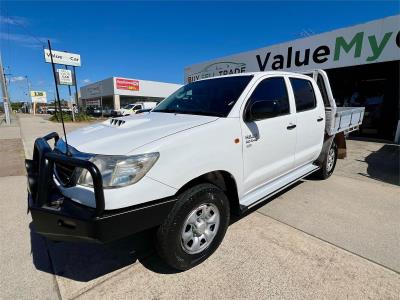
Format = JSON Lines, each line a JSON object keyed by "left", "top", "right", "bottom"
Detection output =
{"left": 315, "top": 135, "right": 335, "bottom": 167}
{"left": 335, "top": 132, "right": 347, "bottom": 159}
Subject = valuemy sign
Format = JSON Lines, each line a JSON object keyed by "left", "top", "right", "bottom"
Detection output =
{"left": 44, "top": 49, "right": 81, "bottom": 67}
{"left": 185, "top": 15, "right": 400, "bottom": 83}
{"left": 30, "top": 91, "right": 47, "bottom": 103}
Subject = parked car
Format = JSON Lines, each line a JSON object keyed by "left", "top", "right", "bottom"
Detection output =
{"left": 101, "top": 107, "right": 113, "bottom": 117}
{"left": 86, "top": 106, "right": 112, "bottom": 117}
{"left": 46, "top": 107, "right": 71, "bottom": 115}
{"left": 86, "top": 106, "right": 101, "bottom": 117}
{"left": 26, "top": 70, "right": 364, "bottom": 271}
{"left": 112, "top": 102, "right": 158, "bottom": 116}
{"left": 46, "top": 108, "right": 55, "bottom": 115}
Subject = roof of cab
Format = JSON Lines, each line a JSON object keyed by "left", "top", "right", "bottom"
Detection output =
{"left": 193, "top": 70, "right": 313, "bottom": 82}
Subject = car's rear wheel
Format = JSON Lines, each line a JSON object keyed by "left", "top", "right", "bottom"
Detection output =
{"left": 156, "top": 183, "right": 230, "bottom": 270}
{"left": 315, "top": 141, "right": 338, "bottom": 179}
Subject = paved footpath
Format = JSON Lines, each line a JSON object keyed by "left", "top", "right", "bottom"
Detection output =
{"left": 0, "top": 115, "right": 60, "bottom": 299}
{"left": 1, "top": 114, "right": 399, "bottom": 299}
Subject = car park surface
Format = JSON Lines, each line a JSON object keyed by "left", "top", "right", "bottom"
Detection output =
{"left": 0, "top": 114, "right": 399, "bottom": 299}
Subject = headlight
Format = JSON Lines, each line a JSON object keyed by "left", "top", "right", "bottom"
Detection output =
{"left": 77, "top": 152, "right": 159, "bottom": 188}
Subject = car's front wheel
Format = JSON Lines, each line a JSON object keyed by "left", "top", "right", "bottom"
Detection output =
{"left": 156, "top": 183, "right": 230, "bottom": 270}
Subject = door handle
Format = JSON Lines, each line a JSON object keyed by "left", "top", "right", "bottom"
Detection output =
{"left": 317, "top": 117, "right": 324, "bottom": 122}
{"left": 287, "top": 124, "right": 296, "bottom": 130}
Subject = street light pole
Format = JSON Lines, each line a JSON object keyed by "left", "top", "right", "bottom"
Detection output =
{"left": 0, "top": 54, "right": 11, "bottom": 125}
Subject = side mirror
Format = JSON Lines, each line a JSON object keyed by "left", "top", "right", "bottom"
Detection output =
{"left": 246, "top": 100, "right": 280, "bottom": 122}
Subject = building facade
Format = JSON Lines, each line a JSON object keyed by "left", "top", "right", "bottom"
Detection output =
{"left": 184, "top": 15, "right": 400, "bottom": 141}
{"left": 80, "top": 77, "right": 181, "bottom": 110}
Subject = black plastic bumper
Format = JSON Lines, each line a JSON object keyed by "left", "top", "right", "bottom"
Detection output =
{"left": 26, "top": 132, "right": 176, "bottom": 243}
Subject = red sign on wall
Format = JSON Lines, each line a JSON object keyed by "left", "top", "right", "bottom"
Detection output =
{"left": 116, "top": 78, "right": 140, "bottom": 91}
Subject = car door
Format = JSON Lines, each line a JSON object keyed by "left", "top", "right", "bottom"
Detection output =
{"left": 288, "top": 76, "right": 325, "bottom": 167}
{"left": 241, "top": 76, "right": 297, "bottom": 194}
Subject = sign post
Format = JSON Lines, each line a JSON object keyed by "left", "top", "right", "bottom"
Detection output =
{"left": 56, "top": 69, "right": 74, "bottom": 85}
{"left": 47, "top": 40, "right": 70, "bottom": 154}
{"left": 63, "top": 65, "right": 75, "bottom": 121}
{"left": 72, "top": 66, "right": 79, "bottom": 116}
{"left": 30, "top": 91, "right": 47, "bottom": 115}
{"left": 44, "top": 47, "right": 81, "bottom": 122}
{"left": 56, "top": 67, "right": 76, "bottom": 121}
{"left": 44, "top": 49, "right": 81, "bottom": 67}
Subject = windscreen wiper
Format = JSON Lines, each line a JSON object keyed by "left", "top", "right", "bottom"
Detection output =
{"left": 153, "top": 108, "right": 180, "bottom": 113}
{"left": 178, "top": 110, "right": 224, "bottom": 117}
{"left": 154, "top": 108, "right": 223, "bottom": 117}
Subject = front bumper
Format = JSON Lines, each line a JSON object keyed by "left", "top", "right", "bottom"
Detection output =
{"left": 26, "top": 132, "right": 176, "bottom": 243}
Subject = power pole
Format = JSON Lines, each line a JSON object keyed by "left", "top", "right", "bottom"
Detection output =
{"left": 25, "top": 76, "right": 32, "bottom": 113}
{"left": 0, "top": 54, "right": 11, "bottom": 125}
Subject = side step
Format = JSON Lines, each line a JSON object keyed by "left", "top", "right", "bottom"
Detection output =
{"left": 240, "top": 164, "right": 319, "bottom": 210}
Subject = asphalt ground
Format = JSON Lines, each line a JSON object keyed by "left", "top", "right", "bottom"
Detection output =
{"left": 1, "top": 114, "right": 399, "bottom": 299}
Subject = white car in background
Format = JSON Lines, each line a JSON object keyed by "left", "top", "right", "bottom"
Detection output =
{"left": 113, "top": 102, "right": 158, "bottom": 116}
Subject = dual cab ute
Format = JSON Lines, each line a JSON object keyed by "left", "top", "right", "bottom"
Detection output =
{"left": 26, "top": 70, "right": 364, "bottom": 270}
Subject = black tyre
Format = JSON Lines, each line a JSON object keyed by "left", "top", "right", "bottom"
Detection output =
{"left": 156, "top": 183, "right": 230, "bottom": 270}
{"left": 315, "top": 141, "right": 338, "bottom": 179}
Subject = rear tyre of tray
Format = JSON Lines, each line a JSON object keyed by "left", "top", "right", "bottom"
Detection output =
{"left": 315, "top": 141, "right": 337, "bottom": 180}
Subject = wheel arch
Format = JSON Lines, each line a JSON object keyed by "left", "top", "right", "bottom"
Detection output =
{"left": 176, "top": 170, "right": 241, "bottom": 217}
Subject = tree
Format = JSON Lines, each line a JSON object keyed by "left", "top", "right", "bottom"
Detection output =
{"left": 11, "top": 101, "right": 24, "bottom": 111}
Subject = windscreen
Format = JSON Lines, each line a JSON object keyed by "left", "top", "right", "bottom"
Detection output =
{"left": 153, "top": 76, "right": 253, "bottom": 117}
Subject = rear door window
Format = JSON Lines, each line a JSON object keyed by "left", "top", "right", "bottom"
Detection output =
{"left": 290, "top": 78, "right": 317, "bottom": 112}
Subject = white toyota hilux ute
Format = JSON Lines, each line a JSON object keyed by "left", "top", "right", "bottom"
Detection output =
{"left": 26, "top": 70, "right": 364, "bottom": 270}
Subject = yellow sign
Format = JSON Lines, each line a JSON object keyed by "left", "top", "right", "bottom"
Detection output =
{"left": 30, "top": 91, "right": 45, "bottom": 97}
{"left": 30, "top": 91, "right": 47, "bottom": 103}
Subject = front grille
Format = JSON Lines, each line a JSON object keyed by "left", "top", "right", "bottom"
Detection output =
{"left": 54, "top": 162, "right": 77, "bottom": 187}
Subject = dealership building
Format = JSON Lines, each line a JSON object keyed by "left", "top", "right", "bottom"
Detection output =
{"left": 185, "top": 15, "right": 400, "bottom": 141}
{"left": 80, "top": 77, "right": 181, "bottom": 110}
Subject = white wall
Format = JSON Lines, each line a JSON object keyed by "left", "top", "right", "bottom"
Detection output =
{"left": 80, "top": 77, "right": 182, "bottom": 100}
{"left": 80, "top": 78, "right": 114, "bottom": 99}
{"left": 113, "top": 77, "right": 182, "bottom": 98}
